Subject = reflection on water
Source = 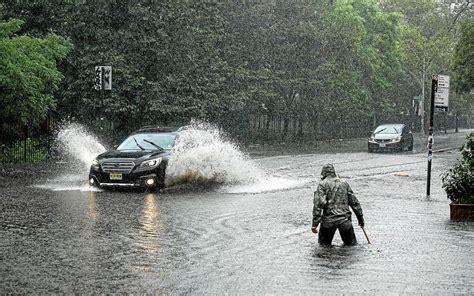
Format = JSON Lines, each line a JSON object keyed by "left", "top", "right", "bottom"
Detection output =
{"left": 88, "top": 191, "right": 98, "bottom": 222}
{"left": 138, "top": 193, "right": 163, "bottom": 257}
{"left": 310, "top": 245, "right": 363, "bottom": 277}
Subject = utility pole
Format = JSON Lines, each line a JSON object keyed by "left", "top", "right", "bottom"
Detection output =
{"left": 426, "top": 74, "right": 437, "bottom": 198}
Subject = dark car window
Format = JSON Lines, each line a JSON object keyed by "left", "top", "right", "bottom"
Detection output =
{"left": 117, "top": 133, "right": 176, "bottom": 151}
{"left": 374, "top": 125, "right": 402, "bottom": 134}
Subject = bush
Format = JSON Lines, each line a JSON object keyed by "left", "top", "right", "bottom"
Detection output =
{"left": 442, "top": 132, "right": 474, "bottom": 204}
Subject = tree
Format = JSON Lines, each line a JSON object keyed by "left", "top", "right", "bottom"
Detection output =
{"left": 3, "top": 0, "right": 230, "bottom": 136}
{"left": 380, "top": 0, "right": 471, "bottom": 130}
{"left": 2, "top": 0, "right": 464, "bottom": 142}
{"left": 0, "top": 18, "right": 70, "bottom": 131}
{"left": 451, "top": 19, "right": 474, "bottom": 121}
{"left": 452, "top": 19, "right": 474, "bottom": 95}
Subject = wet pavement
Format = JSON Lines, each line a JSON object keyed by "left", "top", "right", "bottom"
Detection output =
{"left": 1, "top": 131, "right": 474, "bottom": 293}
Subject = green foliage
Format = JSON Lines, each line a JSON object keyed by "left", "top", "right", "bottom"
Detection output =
{"left": 442, "top": 132, "right": 474, "bottom": 204}
{"left": 1, "top": 0, "right": 468, "bottom": 135}
{"left": 381, "top": 0, "right": 462, "bottom": 119}
{"left": 219, "top": 0, "right": 401, "bottom": 119}
{"left": 0, "top": 18, "right": 71, "bottom": 127}
{"left": 452, "top": 19, "right": 474, "bottom": 95}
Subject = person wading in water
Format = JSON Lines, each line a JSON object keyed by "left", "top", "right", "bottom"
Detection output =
{"left": 311, "top": 163, "right": 364, "bottom": 245}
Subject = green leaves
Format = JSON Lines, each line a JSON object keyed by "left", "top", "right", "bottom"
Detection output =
{"left": 1, "top": 0, "right": 467, "bottom": 136}
{"left": 442, "top": 132, "right": 474, "bottom": 204}
{"left": 452, "top": 19, "right": 474, "bottom": 95}
{"left": 0, "top": 18, "right": 23, "bottom": 38}
{"left": 0, "top": 18, "right": 71, "bottom": 127}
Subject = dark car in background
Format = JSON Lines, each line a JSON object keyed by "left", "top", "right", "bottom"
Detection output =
{"left": 89, "top": 126, "right": 181, "bottom": 190}
{"left": 368, "top": 124, "right": 413, "bottom": 153}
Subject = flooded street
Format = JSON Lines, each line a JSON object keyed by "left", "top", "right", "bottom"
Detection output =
{"left": 1, "top": 132, "right": 474, "bottom": 294}
{"left": 2, "top": 0, "right": 473, "bottom": 293}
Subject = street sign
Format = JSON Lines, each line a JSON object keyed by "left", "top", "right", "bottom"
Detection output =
{"left": 94, "top": 66, "right": 102, "bottom": 90}
{"left": 434, "top": 74, "right": 449, "bottom": 113}
{"left": 437, "top": 75, "right": 449, "bottom": 88}
{"left": 94, "top": 66, "right": 112, "bottom": 90}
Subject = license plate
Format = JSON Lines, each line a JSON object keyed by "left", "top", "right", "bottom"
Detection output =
{"left": 109, "top": 172, "right": 123, "bottom": 180}
{"left": 379, "top": 143, "right": 386, "bottom": 148}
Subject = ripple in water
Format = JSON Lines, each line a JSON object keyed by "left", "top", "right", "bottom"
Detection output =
{"left": 166, "top": 122, "right": 307, "bottom": 193}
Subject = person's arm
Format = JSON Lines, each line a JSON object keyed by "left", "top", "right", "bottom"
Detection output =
{"left": 347, "top": 183, "right": 364, "bottom": 227}
{"left": 312, "top": 184, "right": 327, "bottom": 232}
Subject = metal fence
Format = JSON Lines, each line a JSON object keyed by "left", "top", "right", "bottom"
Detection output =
{"left": 1, "top": 113, "right": 471, "bottom": 164}
{"left": 219, "top": 112, "right": 472, "bottom": 145}
{"left": 0, "top": 117, "right": 55, "bottom": 164}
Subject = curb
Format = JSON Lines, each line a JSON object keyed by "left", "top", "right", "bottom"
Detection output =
{"left": 433, "top": 147, "right": 459, "bottom": 153}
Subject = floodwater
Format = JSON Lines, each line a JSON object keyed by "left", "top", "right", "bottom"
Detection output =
{"left": 1, "top": 129, "right": 473, "bottom": 293}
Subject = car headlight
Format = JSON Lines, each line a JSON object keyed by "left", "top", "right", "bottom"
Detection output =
{"left": 140, "top": 158, "right": 162, "bottom": 168}
{"left": 91, "top": 159, "right": 99, "bottom": 169}
{"left": 369, "top": 136, "right": 375, "bottom": 142}
{"left": 391, "top": 136, "right": 401, "bottom": 142}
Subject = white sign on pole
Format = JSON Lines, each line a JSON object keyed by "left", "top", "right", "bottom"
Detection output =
{"left": 437, "top": 75, "right": 450, "bottom": 88}
{"left": 434, "top": 74, "right": 449, "bottom": 112}
{"left": 94, "top": 66, "right": 112, "bottom": 90}
{"left": 94, "top": 66, "right": 102, "bottom": 90}
{"left": 102, "top": 66, "right": 112, "bottom": 90}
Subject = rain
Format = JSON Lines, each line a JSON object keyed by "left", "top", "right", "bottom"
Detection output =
{"left": 1, "top": 1, "right": 473, "bottom": 294}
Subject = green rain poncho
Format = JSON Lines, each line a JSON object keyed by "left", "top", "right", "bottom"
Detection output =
{"left": 312, "top": 164, "right": 363, "bottom": 226}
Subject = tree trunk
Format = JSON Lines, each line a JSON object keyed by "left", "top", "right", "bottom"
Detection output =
{"left": 283, "top": 115, "right": 289, "bottom": 141}
{"left": 455, "top": 113, "right": 459, "bottom": 133}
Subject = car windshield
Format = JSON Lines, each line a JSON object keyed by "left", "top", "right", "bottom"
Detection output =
{"left": 117, "top": 133, "right": 176, "bottom": 151}
{"left": 374, "top": 125, "right": 401, "bottom": 134}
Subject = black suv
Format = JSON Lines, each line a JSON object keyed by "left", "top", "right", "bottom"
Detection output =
{"left": 89, "top": 126, "right": 181, "bottom": 190}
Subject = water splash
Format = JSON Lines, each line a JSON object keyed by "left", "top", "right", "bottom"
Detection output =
{"left": 218, "top": 176, "right": 308, "bottom": 194}
{"left": 56, "top": 122, "right": 107, "bottom": 169}
{"left": 38, "top": 121, "right": 306, "bottom": 193}
{"left": 34, "top": 122, "right": 106, "bottom": 191}
{"left": 35, "top": 182, "right": 102, "bottom": 192}
{"left": 166, "top": 122, "right": 264, "bottom": 186}
{"left": 166, "top": 122, "right": 308, "bottom": 193}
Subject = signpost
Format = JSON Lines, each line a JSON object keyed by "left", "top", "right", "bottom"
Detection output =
{"left": 426, "top": 74, "right": 449, "bottom": 198}
{"left": 94, "top": 66, "right": 112, "bottom": 90}
{"left": 95, "top": 66, "right": 112, "bottom": 122}
{"left": 434, "top": 75, "right": 449, "bottom": 113}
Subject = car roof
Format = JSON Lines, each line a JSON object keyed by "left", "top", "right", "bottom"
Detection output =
{"left": 132, "top": 126, "right": 182, "bottom": 134}
{"left": 376, "top": 123, "right": 405, "bottom": 128}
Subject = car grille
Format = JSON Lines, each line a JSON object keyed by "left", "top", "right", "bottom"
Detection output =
{"left": 375, "top": 139, "right": 391, "bottom": 143}
{"left": 101, "top": 161, "right": 135, "bottom": 173}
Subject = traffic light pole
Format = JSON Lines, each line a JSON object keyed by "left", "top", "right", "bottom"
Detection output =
{"left": 426, "top": 75, "right": 437, "bottom": 198}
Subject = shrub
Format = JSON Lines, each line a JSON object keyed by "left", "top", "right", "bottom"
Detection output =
{"left": 442, "top": 132, "right": 474, "bottom": 204}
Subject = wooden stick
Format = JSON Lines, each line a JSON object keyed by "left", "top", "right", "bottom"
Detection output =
{"left": 361, "top": 227, "right": 371, "bottom": 244}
